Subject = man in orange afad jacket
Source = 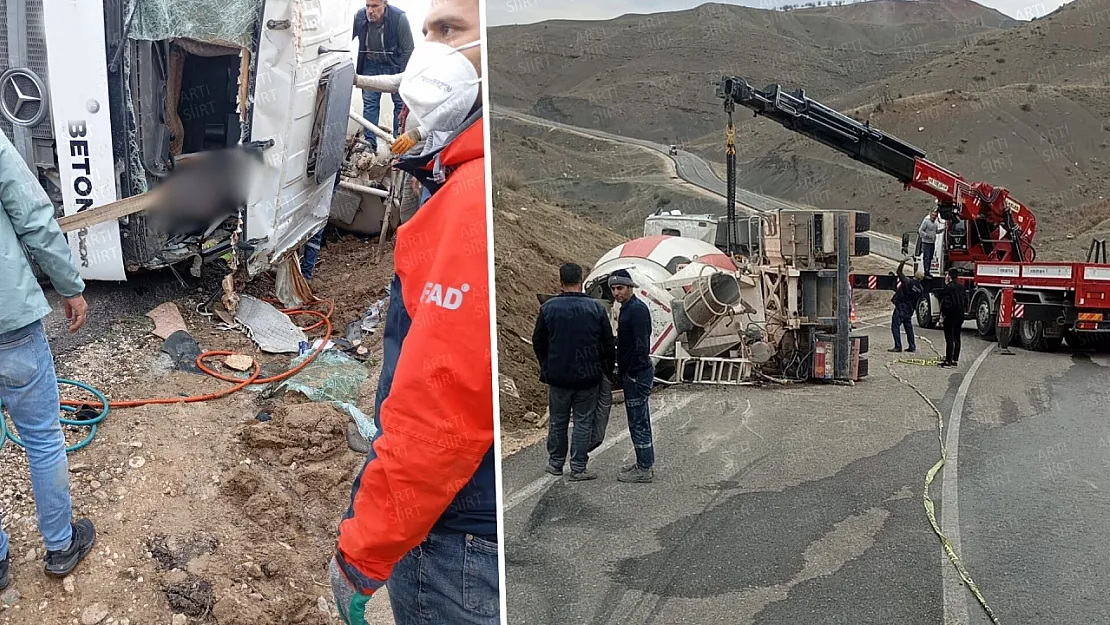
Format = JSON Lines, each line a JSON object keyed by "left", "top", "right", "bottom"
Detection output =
{"left": 328, "top": 1, "right": 498, "bottom": 624}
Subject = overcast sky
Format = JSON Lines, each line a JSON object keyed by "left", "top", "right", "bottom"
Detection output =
{"left": 488, "top": 0, "right": 1075, "bottom": 27}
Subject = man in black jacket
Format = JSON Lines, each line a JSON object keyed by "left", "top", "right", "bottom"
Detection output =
{"left": 889, "top": 259, "right": 924, "bottom": 353}
{"left": 533, "top": 263, "right": 616, "bottom": 481}
{"left": 352, "top": 0, "right": 415, "bottom": 149}
{"left": 939, "top": 268, "right": 967, "bottom": 367}
{"left": 608, "top": 268, "right": 657, "bottom": 484}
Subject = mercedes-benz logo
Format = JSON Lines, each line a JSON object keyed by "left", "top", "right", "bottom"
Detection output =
{"left": 0, "top": 67, "right": 49, "bottom": 127}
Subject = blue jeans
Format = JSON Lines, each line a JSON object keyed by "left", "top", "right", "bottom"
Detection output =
{"left": 891, "top": 310, "right": 916, "bottom": 351}
{"left": 387, "top": 531, "right": 500, "bottom": 625}
{"left": 546, "top": 384, "right": 599, "bottom": 473}
{"left": 921, "top": 242, "right": 936, "bottom": 276}
{"left": 622, "top": 368, "right": 655, "bottom": 470}
{"left": 0, "top": 320, "right": 74, "bottom": 556}
{"left": 360, "top": 63, "right": 403, "bottom": 147}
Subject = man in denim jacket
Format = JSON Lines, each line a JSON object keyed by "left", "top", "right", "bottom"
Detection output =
{"left": 0, "top": 131, "right": 97, "bottom": 587}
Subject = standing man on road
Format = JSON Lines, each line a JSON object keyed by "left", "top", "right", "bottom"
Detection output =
{"left": 532, "top": 262, "right": 616, "bottom": 482}
{"left": 938, "top": 268, "right": 967, "bottom": 368}
{"left": 608, "top": 269, "right": 657, "bottom": 484}
{"left": 328, "top": 1, "right": 498, "bottom": 623}
{"left": 889, "top": 259, "right": 924, "bottom": 354}
{"left": 352, "top": 0, "right": 415, "bottom": 150}
{"left": 918, "top": 207, "right": 942, "bottom": 277}
{"left": 0, "top": 132, "right": 96, "bottom": 587}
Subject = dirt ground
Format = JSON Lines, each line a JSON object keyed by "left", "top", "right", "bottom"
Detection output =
{"left": 0, "top": 233, "right": 398, "bottom": 625}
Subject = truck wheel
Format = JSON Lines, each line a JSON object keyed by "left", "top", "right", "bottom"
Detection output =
{"left": 974, "top": 292, "right": 996, "bottom": 340}
{"left": 853, "top": 235, "right": 870, "bottom": 257}
{"left": 854, "top": 211, "right": 871, "bottom": 233}
{"left": 1018, "top": 320, "right": 1063, "bottom": 351}
{"left": 916, "top": 295, "right": 936, "bottom": 329}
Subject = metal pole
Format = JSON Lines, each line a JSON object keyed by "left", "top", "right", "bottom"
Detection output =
{"left": 349, "top": 111, "right": 396, "bottom": 145}
{"left": 339, "top": 179, "right": 390, "bottom": 198}
{"left": 835, "top": 212, "right": 851, "bottom": 380}
{"left": 725, "top": 104, "right": 737, "bottom": 256}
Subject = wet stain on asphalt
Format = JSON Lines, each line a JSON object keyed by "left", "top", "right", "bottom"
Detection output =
{"left": 999, "top": 396, "right": 1022, "bottom": 425}
{"left": 607, "top": 429, "right": 939, "bottom": 614}
{"left": 523, "top": 484, "right": 625, "bottom": 537}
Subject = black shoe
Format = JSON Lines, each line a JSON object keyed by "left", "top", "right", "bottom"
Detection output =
{"left": 888, "top": 347, "right": 903, "bottom": 353}
{"left": 544, "top": 464, "right": 563, "bottom": 477}
{"left": 0, "top": 553, "right": 10, "bottom": 591}
{"left": 938, "top": 361, "right": 953, "bottom": 368}
{"left": 617, "top": 466, "right": 654, "bottom": 483}
{"left": 44, "top": 519, "right": 96, "bottom": 578}
{"left": 567, "top": 470, "right": 598, "bottom": 482}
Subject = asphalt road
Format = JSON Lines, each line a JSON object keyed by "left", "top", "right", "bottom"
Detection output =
{"left": 491, "top": 108, "right": 905, "bottom": 261}
{"left": 501, "top": 318, "right": 1110, "bottom": 625}
{"left": 956, "top": 347, "right": 1110, "bottom": 624}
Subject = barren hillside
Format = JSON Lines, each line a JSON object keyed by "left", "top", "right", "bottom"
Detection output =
{"left": 489, "top": 0, "right": 1017, "bottom": 142}
{"left": 492, "top": 116, "right": 725, "bottom": 236}
{"left": 489, "top": 0, "right": 1110, "bottom": 252}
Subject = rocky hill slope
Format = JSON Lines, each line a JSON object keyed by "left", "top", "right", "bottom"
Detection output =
{"left": 490, "top": 0, "right": 1110, "bottom": 255}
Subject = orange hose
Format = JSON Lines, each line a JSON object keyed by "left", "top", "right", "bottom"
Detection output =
{"left": 61, "top": 300, "right": 335, "bottom": 410}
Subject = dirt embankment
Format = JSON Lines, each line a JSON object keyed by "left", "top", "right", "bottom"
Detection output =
{"left": 491, "top": 178, "right": 626, "bottom": 434}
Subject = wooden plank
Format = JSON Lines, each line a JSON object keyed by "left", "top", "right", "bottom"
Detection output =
{"left": 55, "top": 191, "right": 160, "bottom": 234}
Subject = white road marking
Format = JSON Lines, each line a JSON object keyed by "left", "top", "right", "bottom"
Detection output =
{"left": 942, "top": 342, "right": 994, "bottom": 625}
{"left": 504, "top": 393, "right": 698, "bottom": 512}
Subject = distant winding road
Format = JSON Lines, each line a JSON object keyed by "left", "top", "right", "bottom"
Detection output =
{"left": 491, "top": 107, "right": 904, "bottom": 261}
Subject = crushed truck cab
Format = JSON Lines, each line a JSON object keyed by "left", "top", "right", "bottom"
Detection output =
{"left": 2, "top": 0, "right": 353, "bottom": 282}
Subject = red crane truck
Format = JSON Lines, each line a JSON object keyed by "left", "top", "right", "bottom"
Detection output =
{"left": 715, "top": 76, "right": 1110, "bottom": 352}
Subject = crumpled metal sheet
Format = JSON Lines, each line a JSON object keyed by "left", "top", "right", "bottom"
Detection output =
{"left": 129, "top": 0, "right": 263, "bottom": 48}
{"left": 234, "top": 294, "right": 307, "bottom": 354}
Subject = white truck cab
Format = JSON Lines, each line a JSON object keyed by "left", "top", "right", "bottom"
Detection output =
{"left": 2, "top": 0, "right": 353, "bottom": 282}
{"left": 643, "top": 210, "right": 718, "bottom": 244}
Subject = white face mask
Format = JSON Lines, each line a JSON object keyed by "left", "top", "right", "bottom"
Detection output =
{"left": 399, "top": 39, "right": 482, "bottom": 134}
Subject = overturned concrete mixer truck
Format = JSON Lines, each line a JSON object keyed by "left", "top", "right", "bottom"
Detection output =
{"left": 2, "top": 0, "right": 356, "bottom": 284}
{"left": 582, "top": 209, "right": 871, "bottom": 386}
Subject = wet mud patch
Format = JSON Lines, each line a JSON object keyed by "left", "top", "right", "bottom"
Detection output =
{"left": 165, "top": 576, "right": 215, "bottom": 617}
{"left": 239, "top": 401, "right": 349, "bottom": 465}
{"left": 148, "top": 532, "right": 220, "bottom": 571}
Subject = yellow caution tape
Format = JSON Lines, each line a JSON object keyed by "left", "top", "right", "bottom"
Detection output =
{"left": 886, "top": 335, "right": 1002, "bottom": 625}
{"left": 898, "top": 357, "right": 942, "bottom": 366}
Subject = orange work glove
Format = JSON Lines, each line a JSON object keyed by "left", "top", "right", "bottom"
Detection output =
{"left": 391, "top": 129, "right": 420, "bottom": 154}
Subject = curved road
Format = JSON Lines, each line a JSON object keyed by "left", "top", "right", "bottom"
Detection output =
{"left": 491, "top": 107, "right": 904, "bottom": 261}
{"left": 500, "top": 315, "right": 1110, "bottom": 624}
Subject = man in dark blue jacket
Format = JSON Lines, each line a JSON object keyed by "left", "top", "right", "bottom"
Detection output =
{"left": 533, "top": 263, "right": 616, "bottom": 481}
{"left": 352, "top": 0, "right": 415, "bottom": 148}
{"left": 608, "top": 268, "right": 656, "bottom": 483}
{"left": 889, "top": 259, "right": 923, "bottom": 353}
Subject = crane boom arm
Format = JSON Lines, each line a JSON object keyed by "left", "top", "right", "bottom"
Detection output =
{"left": 716, "top": 76, "right": 1037, "bottom": 263}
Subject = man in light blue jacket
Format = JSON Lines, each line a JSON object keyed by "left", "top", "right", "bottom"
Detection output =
{"left": 0, "top": 131, "right": 97, "bottom": 588}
